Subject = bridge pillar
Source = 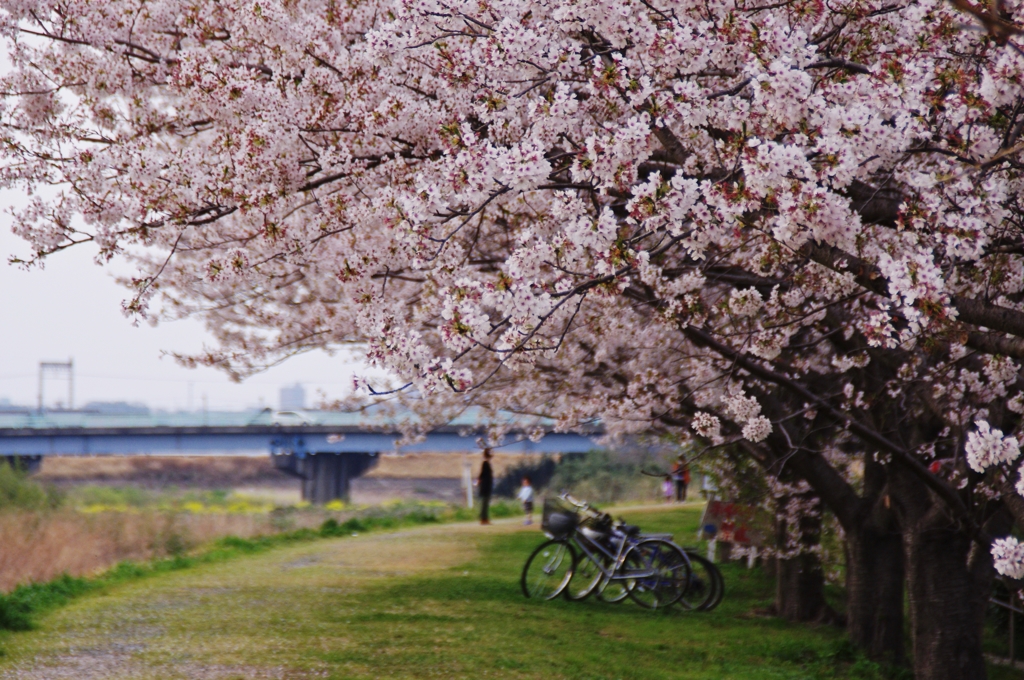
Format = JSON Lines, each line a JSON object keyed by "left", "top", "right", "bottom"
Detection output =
{"left": 271, "top": 452, "right": 376, "bottom": 503}
{"left": 302, "top": 453, "right": 377, "bottom": 503}
{"left": 2, "top": 455, "right": 41, "bottom": 474}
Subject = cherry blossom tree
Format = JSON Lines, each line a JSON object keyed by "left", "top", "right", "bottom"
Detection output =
{"left": 5, "top": 0, "right": 1024, "bottom": 675}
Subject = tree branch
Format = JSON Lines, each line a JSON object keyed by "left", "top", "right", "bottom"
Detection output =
{"left": 681, "top": 324, "right": 989, "bottom": 543}
{"left": 803, "top": 241, "right": 1024, "bottom": 343}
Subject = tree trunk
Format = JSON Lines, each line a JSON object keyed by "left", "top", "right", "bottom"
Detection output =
{"left": 885, "top": 454, "right": 990, "bottom": 680}
{"left": 770, "top": 444, "right": 906, "bottom": 660}
{"left": 776, "top": 549, "right": 830, "bottom": 622}
{"left": 845, "top": 522, "right": 904, "bottom": 665}
{"left": 773, "top": 492, "right": 838, "bottom": 623}
{"left": 904, "top": 522, "right": 988, "bottom": 680}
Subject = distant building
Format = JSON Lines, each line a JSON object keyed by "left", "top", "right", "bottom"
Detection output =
{"left": 279, "top": 384, "right": 306, "bottom": 410}
{"left": 0, "top": 398, "right": 30, "bottom": 414}
{"left": 81, "top": 401, "right": 151, "bottom": 415}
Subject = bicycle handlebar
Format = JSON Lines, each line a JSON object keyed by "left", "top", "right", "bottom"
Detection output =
{"left": 560, "top": 492, "right": 612, "bottom": 523}
{"left": 559, "top": 491, "right": 588, "bottom": 509}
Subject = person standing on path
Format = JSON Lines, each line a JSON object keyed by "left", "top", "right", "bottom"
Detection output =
{"left": 671, "top": 457, "right": 690, "bottom": 502}
{"left": 477, "top": 449, "right": 494, "bottom": 525}
{"left": 517, "top": 476, "right": 535, "bottom": 525}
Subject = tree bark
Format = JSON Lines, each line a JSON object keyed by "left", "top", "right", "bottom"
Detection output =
{"left": 776, "top": 549, "right": 831, "bottom": 622}
{"left": 842, "top": 454, "right": 905, "bottom": 665}
{"left": 766, "top": 443, "right": 903, "bottom": 651}
{"left": 845, "top": 521, "right": 904, "bottom": 665}
{"left": 904, "top": 522, "right": 988, "bottom": 680}
{"left": 773, "top": 492, "right": 839, "bottom": 624}
{"left": 891, "top": 462, "right": 990, "bottom": 680}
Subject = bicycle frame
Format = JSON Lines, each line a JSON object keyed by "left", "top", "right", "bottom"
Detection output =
{"left": 558, "top": 493, "right": 687, "bottom": 583}
{"left": 569, "top": 522, "right": 660, "bottom": 580}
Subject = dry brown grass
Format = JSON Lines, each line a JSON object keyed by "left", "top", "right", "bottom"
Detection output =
{"left": 364, "top": 452, "right": 551, "bottom": 478}
{"left": 37, "top": 456, "right": 287, "bottom": 488}
{"left": 38, "top": 452, "right": 550, "bottom": 487}
{"left": 0, "top": 509, "right": 330, "bottom": 592}
{"left": 1, "top": 452, "right": 547, "bottom": 591}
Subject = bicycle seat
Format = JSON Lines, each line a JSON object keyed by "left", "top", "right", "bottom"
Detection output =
{"left": 619, "top": 524, "right": 641, "bottom": 537}
{"left": 579, "top": 525, "right": 609, "bottom": 542}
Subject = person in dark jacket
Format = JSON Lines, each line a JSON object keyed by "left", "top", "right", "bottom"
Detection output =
{"left": 477, "top": 449, "right": 494, "bottom": 525}
{"left": 671, "top": 457, "right": 690, "bottom": 502}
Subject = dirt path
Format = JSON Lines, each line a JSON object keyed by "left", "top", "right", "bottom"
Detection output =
{"left": 0, "top": 520, "right": 523, "bottom": 680}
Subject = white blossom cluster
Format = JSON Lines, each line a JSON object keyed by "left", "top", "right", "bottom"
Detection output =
{"left": 992, "top": 536, "right": 1024, "bottom": 580}
{"left": 691, "top": 411, "right": 721, "bottom": 440}
{"left": 965, "top": 421, "right": 1020, "bottom": 473}
{"left": 728, "top": 288, "right": 763, "bottom": 317}
{"left": 724, "top": 394, "right": 773, "bottom": 443}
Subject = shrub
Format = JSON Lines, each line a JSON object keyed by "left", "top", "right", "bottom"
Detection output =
{"left": 493, "top": 456, "right": 558, "bottom": 497}
{"left": 216, "top": 536, "right": 264, "bottom": 553}
{"left": 0, "top": 574, "right": 93, "bottom": 631}
{"left": 319, "top": 518, "right": 342, "bottom": 536}
{"left": 341, "top": 517, "right": 368, "bottom": 533}
{"left": 0, "top": 463, "right": 63, "bottom": 511}
{"left": 491, "top": 449, "right": 675, "bottom": 505}
{"left": 488, "top": 501, "right": 522, "bottom": 518}
{"left": 547, "top": 450, "right": 661, "bottom": 504}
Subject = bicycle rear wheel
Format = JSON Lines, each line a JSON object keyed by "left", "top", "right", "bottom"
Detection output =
{"left": 678, "top": 552, "right": 719, "bottom": 611}
{"left": 625, "top": 539, "right": 690, "bottom": 610}
{"left": 704, "top": 557, "right": 725, "bottom": 611}
{"left": 521, "top": 539, "right": 576, "bottom": 600}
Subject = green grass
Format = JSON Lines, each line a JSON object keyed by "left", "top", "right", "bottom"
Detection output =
{"left": 1, "top": 505, "right": 1019, "bottom": 679}
{"left": 0, "top": 463, "right": 63, "bottom": 511}
{"left": 0, "top": 500, "right": 518, "bottom": 633}
{"left": 325, "top": 521, "right": 871, "bottom": 679}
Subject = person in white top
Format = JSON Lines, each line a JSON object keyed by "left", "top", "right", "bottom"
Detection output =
{"left": 517, "top": 476, "right": 535, "bottom": 526}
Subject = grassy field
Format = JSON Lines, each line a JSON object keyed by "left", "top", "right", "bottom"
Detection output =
{"left": 36, "top": 452, "right": 550, "bottom": 484}
{"left": 0, "top": 454, "right": 526, "bottom": 592}
{"left": 0, "top": 505, "right": 1018, "bottom": 680}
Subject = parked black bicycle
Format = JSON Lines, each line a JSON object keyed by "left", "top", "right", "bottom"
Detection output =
{"left": 677, "top": 550, "right": 724, "bottom": 611}
{"left": 521, "top": 494, "right": 722, "bottom": 611}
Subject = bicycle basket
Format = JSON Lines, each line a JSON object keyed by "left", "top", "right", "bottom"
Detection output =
{"left": 542, "top": 498, "right": 578, "bottom": 538}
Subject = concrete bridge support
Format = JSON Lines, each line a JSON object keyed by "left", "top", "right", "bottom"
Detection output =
{"left": 272, "top": 451, "right": 377, "bottom": 503}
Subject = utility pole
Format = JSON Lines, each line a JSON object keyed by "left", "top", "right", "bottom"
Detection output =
{"left": 38, "top": 359, "right": 73, "bottom": 413}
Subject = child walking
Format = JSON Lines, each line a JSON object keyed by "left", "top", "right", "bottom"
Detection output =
{"left": 517, "top": 476, "right": 535, "bottom": 525}
{"left": 662, "top": 475, "right": 674, "bottom": 503}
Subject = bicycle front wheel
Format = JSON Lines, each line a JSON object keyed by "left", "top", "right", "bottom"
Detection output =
{"left": 597, "top": 551, "right": 639, "bottom": 603}
{"left": 521, "top": 539, "right": 576, "bottom": 600}
{"left": 566, "top": 549, "right": 605, "bottom": 601}
{"left": 625, "top": 539, "right": 690, "bottom": 610}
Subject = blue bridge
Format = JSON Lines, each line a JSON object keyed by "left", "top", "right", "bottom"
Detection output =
{"left": 0, "top": 408, "right": 599, "bottom": 503}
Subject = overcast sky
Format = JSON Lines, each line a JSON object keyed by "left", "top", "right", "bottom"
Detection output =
{"left": 0, "top": 193, "right": 378, "bottom": 412}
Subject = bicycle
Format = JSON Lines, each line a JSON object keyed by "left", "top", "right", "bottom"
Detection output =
{"left": 677, "top": 550, "right": 724, "bottom": 611}
{"left": 522, "top": 494, "right": 691, "bottom": 609}
{"left": 632, "top": 528, "right": 724, "bottom": 612}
